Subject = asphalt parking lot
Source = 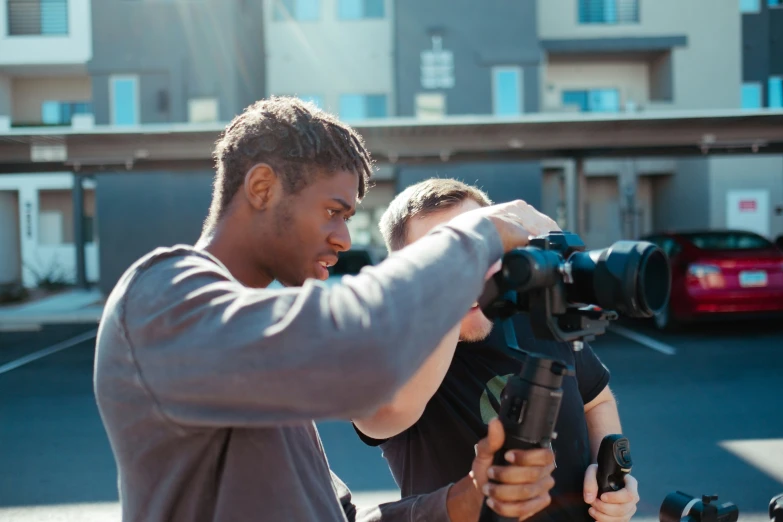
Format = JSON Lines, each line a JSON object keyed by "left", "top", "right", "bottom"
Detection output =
{"left": 0, "top": 318, "right": 781, "bottom": 522}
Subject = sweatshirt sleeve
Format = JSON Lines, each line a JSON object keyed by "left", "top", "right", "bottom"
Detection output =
{"left": 334, "top": 471, "right": 452, "bottom": 522}
{"left": 117, "top": 212, "right": 503, "bottom": 428}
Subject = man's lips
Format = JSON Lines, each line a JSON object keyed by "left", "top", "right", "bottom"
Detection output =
{"left": 315, "top": 256, "right": 338, "bottom": 280}
{"left": 317, "top": 256, "right": 339, "bottom": 269}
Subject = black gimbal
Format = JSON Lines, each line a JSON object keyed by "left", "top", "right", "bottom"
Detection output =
{"left": 476, "top": 231, "right": 669, "bottom": 522}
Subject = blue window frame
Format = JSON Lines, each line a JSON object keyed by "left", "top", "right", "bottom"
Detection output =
{"left": 740, "top": 0, "right": 760, "bottom": 12}
{"left": 338, "top": 0, "right": 384, "bottom": 19}
{"left": 41, "top": 101, "right": 92, "bottom": 125}
{"left": 339, "top": 94, "right": 388, "bottom": 120}
{"left": 274, "top": 0, "right": 320, "bottom": 21}
{"left": 110, "top": 76, "right": 140, "bottom": 126}
{"left": 579, "top": 0, "right": 638, "bottom": 24}
{"left": 769, "top": 77, "right": 783, "bottom": 108}
{"left": 562, "top": 89, "right": 620, "bottom": 112}
{"left": 741, "top": 83, "right": 762, "bottom": 109}
{"left": 40, "top": 0, "right": 69, "bottom": 35}
{"left": 493, "top": 67, "right": 522, "bottom": 116}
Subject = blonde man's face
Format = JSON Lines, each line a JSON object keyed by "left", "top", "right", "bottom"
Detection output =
{"left": 405, "top": 199, "right": 496, "bottom": 342}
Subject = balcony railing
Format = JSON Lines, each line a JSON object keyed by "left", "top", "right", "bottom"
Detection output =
{"left": 579, "top": 0, "right": 639, "bottom": 24}
{"left": 8, "top": 0, "right": 69, "bottom": 36}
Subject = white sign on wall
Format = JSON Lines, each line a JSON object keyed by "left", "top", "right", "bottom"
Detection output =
{"left": 420, "top": 36, "right": 454, "bottom": 89}
{"left": 726, "top": 189, "right": 770, "bottom": 238}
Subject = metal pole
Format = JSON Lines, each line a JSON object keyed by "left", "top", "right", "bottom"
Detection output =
{"left": 72, "top": 174, "right": 87, "bottom": 289}
{"left": 576, "top": 157, "right": 587, "bottom": 238}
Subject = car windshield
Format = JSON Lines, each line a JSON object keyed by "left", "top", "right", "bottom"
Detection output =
{"left": 683, "top": 232, "right": 774, "bottom": 251}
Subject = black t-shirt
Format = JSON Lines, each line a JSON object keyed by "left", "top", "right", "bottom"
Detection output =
{"left": 355, "top": 314, "right": 610, "bottom": 522}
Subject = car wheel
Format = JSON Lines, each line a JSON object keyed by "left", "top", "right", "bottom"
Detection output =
{"left": 653, "top": 304, "right": 679, "bottom": 332}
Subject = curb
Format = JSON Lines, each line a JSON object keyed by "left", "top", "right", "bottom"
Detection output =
{"left": 0, "top": 310, "right": 103, "bottom": 331}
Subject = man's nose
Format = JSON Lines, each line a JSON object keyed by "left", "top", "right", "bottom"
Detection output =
{"left": 330, "top": 221, "right": 352, "bottom": 252}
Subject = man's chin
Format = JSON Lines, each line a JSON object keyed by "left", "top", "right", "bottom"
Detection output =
{"left": 459, "top": 314, "right": 494, "bottom": 343}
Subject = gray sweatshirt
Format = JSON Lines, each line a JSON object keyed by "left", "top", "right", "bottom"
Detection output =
{"left": 93, "top": 212, "right": 503, "bottom": 522}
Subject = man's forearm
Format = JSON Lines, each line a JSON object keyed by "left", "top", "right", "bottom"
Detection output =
{"left": 584, "top": 396, "right": 622, "bottom": 462}
{"left": 353, "top": 323, "right": 461, "bottom": 439}
{"left": 447, "top": 475, "right": 484, "bottom": 522}
{"left": 350, "top": 476, "right": 483, "bottom": 522}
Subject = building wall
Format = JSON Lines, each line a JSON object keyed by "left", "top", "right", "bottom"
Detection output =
{"left": 543, "top": 56, "right": 649, "bottom": 111}
{"left": 0, "top": 0, "right": 93, "bottom": 66}
{"left": 652, "top": 159, "right": 711, "bottom": 233}
{"left": 88, "top": 0, "right": 266, "bottom": 124}
{"left": 742, "top": 2, "right": 783, "bottom": 105}
{"left": 0, "top": 174, "right": 98, "bottom": 288}
{"left": 264, "top": 0, "right": 394, "bottom": 117}
{"left": 10, "top": 76, "right": 91, "bottom": 124}
{"left": 0, "top": 74, "right": 11, "bottom": 118}
{"left": 538, "top": 0, "right": 741, "bottom": 110}
{"left": 96, "top": 172, "right": 213, "bottom": 295}
{"left": 708, "top": 156, "right": 783, "bottom": 239}
{"left": 394, "top": 0, "right": 540, "bottom": 117}
{"left": 773, "top": 8, "right": 783, "bottom": 78}
{"left": 0, "top": 190, "right": 21, "bottom": 285}
{"left": 396, "top": 161, "right": 543, "bottom": 209}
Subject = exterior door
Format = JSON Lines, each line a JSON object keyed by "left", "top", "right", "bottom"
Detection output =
{"left": 583, "top": 176, "right": 622, "bottom": 249}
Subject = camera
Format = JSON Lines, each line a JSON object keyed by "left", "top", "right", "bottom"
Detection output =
{"left": 660, "top": 492, "right": 739, "bottom": 522}
{"left": 478, "top": 230, "right": 671, "bottom": 344}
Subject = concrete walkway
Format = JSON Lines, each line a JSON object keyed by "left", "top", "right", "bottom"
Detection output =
{"left": 0, "top": 289, "right": 104, "bottom": 329}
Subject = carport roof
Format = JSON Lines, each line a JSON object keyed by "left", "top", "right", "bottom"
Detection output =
{"left": 1, "top": 109, "right": 783, "bottom": 174}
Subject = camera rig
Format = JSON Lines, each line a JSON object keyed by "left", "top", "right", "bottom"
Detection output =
{"left": 478, "top": 230, "right": 670, "bottom": 347}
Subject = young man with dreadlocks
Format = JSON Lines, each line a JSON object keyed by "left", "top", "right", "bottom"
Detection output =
{"left": 351, "top": 178, "right": 640, "bottom": 522}
{"left": 93, "top": 97, "right": 559, "bottom": 522}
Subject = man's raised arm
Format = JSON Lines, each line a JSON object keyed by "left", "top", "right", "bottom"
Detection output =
{"left": 99, "top": 205, "right": 534, "bottom": 429}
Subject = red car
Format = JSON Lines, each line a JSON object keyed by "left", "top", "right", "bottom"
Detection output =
{"left": 641, "top": 230, "right": 783, "bottom": 330}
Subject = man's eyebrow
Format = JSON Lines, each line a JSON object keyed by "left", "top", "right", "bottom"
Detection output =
{"left": 331, "top": 198, "right": 354, "bottom": 212}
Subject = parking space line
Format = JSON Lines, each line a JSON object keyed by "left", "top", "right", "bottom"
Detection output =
{"left": 610, "top": 325, "right": 677, "bottom": 355}
{"left": 0, "top": 329, "right": 98, "bottom": 375}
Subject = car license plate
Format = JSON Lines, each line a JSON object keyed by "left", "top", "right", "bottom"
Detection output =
{"left": 739, "top": 270, "right": 767, "bottom": 287}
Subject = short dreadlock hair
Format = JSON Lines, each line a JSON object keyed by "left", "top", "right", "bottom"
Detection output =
{"left": 379, "top": 178, "right": 493, "bottom": 251}
{"left": 203, "top": 96, "right": 374, "bottom": 233}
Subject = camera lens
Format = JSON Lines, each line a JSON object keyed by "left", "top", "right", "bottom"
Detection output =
{"left": 567, "top": 241, "right": 671, "bottom": 318}
{"left": 660, "top": 492, "right": 699, "bottom": 522}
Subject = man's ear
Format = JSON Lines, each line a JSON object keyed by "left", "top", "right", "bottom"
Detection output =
{"left": 244, "top": 163, "right": 279, "bottom": 211}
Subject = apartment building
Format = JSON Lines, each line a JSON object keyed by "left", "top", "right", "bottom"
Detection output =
{"left": 0, "top": 0, "right": 98, "bottom": 289}
{"left": 536, "top": 0, "right": 782, "bottom": 248}
{"left": 392, "top": 0, "right": 544, "bottom": 215}
{"left": 3, "top": 0, "right": 782, "bottom": 294}
{"left": 88, "top": 0, "right": 266, "bottom": 294}
{"left": 264, "top": 0, "right": 397, "bottom": 246}
{"left": 649, "top": 0, "right": 783, "bottom": 242}
{"left": 741, "top": 0, "right": 783, "bottom": 110}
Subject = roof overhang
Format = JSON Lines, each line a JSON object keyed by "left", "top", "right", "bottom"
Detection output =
{"left": 1, "top": 109, "right": 783, "bottom": 174}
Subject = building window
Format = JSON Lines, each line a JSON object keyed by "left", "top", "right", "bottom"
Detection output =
{"left": 274, "top": 0, "right": 320, "bottom": 21}
{"left": 338, "top": 0, "right": 384, "bottom": 19}
{"left": 415, "top": 93, "right": 446, "bottom": 119}
{"left": 188, "top": 98, "right": 219, "bottom": 123}
{"left": 769, "top": 0, "right": 782, "bottom": 7}
{"left": 578, "top": 0, "right": 639, "bottom": 24}
{"left": 562, "top": 89, "right": 620, "bottom": 112}
{"left": 339, "top": 94, "right": 387, "bottom": 120}
{"left": 741, "top": 83, "right": 762, "bottom": 109}
{"left": 740, "top": 0, "right": 760, "bottom": 12}
{"left": 769, "top": 77, "right": 783, "bottom": 108}
{"left": 492, "top": 67, "right": 523, "bottom": 116}
{"left": 110, "top": 76, "right": 140, "bottom": 126}
{"left": 41, "top": 101, "right": 91, "bottom": 126}
{"left": 7, "top": 0, "right": 69, "bottom": 36}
